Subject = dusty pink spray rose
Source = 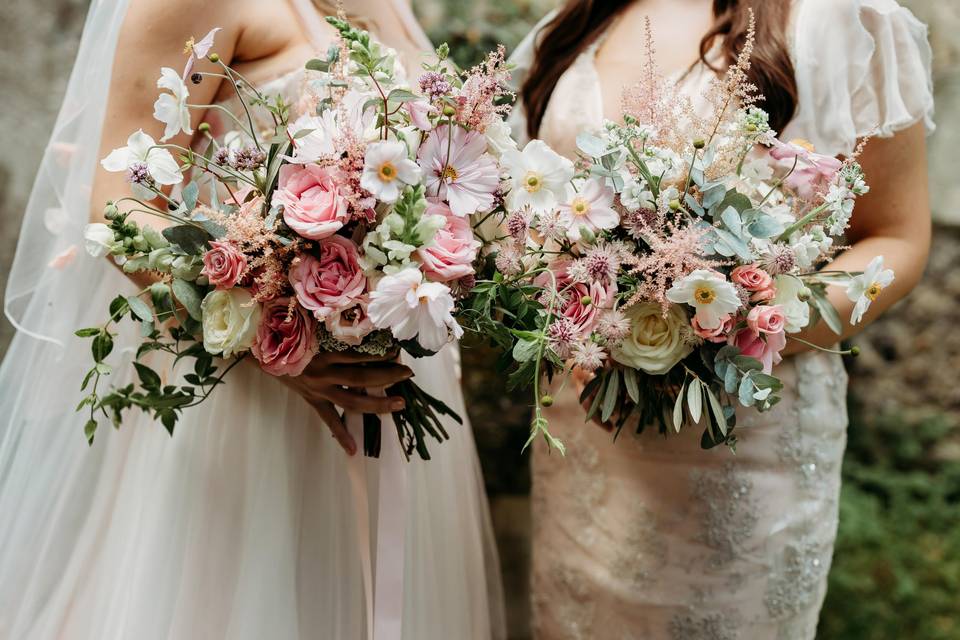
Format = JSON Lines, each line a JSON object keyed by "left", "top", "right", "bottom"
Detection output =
{"left": 289, "top": 235, "right": 366, "bottom": 319}
{"left": 730, "top": 264, "right": 774, "bottom": 292}
{"left": 535, "top": 260, "right": 614, "bottom": 334}
{"left": 691, "top": 314, "right": 735, "bottom": 343}
{"left": 273, "top": 164, "right": 349, "bottom": 240}
{"left": 417, "top": 201, "right": 482, "bottom": 282}
{"left": 730, "top": 327, "right": 787, "bottom": 374}
{"left": 325, "top": 298, "right": 375, "bottom": 346}
{"left": 202, "top": 240, "right": 247, "bottom": 289}
{"left": 747, "top": 304, "right": 787, "bottom": 335}
{"left": 253, "top": 298, "right": 318, "bottom": 376}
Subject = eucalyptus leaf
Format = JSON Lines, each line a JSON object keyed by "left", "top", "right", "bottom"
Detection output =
{"left": 811, "top": 290, "right": 843, "bottom": 335}
{"left": 126, "top": 296, "right": 153, "bottom": 323}
{"left": 687, "top": 379, "right": 703, "bottom": 424}
{"left": 576, "top": 132, "right": 607, "bottom": 158}
{"left": 705, "top": 385, "right": 728, "bottom": 436}
{"left": 181, "top": 182, "right": 200, "bottom": 213}
{"left": 512, "top": 338, "right": 540, "bottom": 363}
{"left": 738, "top": 374, "right": 757, "bottom": 407}
{"left": 172, "top": 278, "right": 203, "bottom": 321}
{"left": 162, "top": 225, "right": 212, "bottom": 256}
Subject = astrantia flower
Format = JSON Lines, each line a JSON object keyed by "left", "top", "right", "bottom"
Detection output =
{"left": 153, "top": 68, "right": 192, "bottom": 141}
{"left": 572, "top": 341, "right": 607, "bottom": 372}
{"left": 368, "top": 267, "right": 462, "bottom": 351}
{"left": 361, "top": 140, "right": 422, "bottom": 204}
{"left": 363, "top": 141, "right": 422, "bottom": 202}
{"left": 419, "top": 125, "right": 500, "bottom": 216}
{"left": 596, "top": 309, "right": 631, "bottom": 345}
{"left": 547, "top": 318, "right": 580, "bottom": 359}
{"left": 847, "top": 256, "right": 895, "bottom": 324}
{"left": 503, "top": 140, "right": 574, "bottom": 214}
{"left": 101, "top": 130, "right": 184, "bottom": 199}
{"left": 557, "top": 178, "right": 619, "bottom": 242}
{"left": 666, "top": 270, "right": 741, "bottom": 330}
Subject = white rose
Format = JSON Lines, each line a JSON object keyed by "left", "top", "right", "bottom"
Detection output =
{"left": 611, "top": 303, "right": 694, "bottom": 375}
{"left": 772, "top": 275, "right": 811, "bottom": 333}
{"left": 83, "top": 223, "right": 117, "bottom": 258}
{"left": 200, "top": 289, "right": 261, "bottom": 357}
{"left": 485, "top": 117, "right": 517, "bottom": 157}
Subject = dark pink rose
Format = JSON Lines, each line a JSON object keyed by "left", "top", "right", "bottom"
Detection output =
{"left": 535, "top": 260, "right": 614, "bottom": 334}
{"left": 289, "top": 235, "right": 366, "bottom": 319}
{"left": 202, "top": 240, "right": 247, "bottom": 289}
{"left": 418, "top": 201, "right": 482, "bottom": 282}
{"left": 730, "top": 264, "right": 773, "bottom": 292}
{"left": 730, "top": 327, "right": 787, "bottom": 374}
{"left": 747, "top": 305, "right": 786, "bottom": 335}
{"left": 692, "top": 314, "right": 735, "bottom": 343}
{"left": 253, "top": 297, "right": 318, "bottom": 376}
{"left": 273, "top": 164, "right": 349, "bottom": 240}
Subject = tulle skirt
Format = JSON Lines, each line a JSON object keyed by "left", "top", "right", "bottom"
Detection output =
{"left": 0, "top": 266, "right": 505, "bottom": 639}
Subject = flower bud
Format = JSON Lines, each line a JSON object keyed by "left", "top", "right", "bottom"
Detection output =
{"left": 580, "top": 296, "right": 593, "bottom": 307}
{"left": 540, "top": 394, "right": 554, "bottom": 408}
{"left": 190, "top": 72, "right": 203, "bottom": 85}
{"left": 103, "top": 202, "right": 119, "bottom": 220}
{"left": 578, "top": 225, "right": 596, "bottom": 244}
{"left": 849, "top": 346, "right": 861, "bottom": 357}
{"left": 442, "top": 105, "right": 456, "bottom": 117}
{"left": 668, "top": 199, "right": 681, "bottom": 212}
{"left": 693, "top": 138, "right": 706, "bottom": 150}
{"left": 797, "top": 287, "right": 812, "bottom": 302}
{"left": 207, "top": 53, "right": 220, "bottom": 63}
{"left": 198, "top": 122, "right": 211, "bottom": 133}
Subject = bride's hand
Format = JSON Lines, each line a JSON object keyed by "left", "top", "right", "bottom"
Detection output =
{"left": 571, "top": 367, "right": 615, "bottom": 433}
{"left": 276, "top": 350, "right": 414, "bottom": 455}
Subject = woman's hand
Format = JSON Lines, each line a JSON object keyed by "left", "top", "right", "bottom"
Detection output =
{"left": 276, "top": 350, "right": 414, "bottom": 455}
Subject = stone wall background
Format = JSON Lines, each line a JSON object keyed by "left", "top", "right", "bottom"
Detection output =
{"left": 0, "top": 2, "right": 958, "bottom": 639}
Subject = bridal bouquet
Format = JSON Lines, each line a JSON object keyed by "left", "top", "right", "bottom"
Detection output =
{"left": 477, "top": 18, "right": 889, "bottom": 451}
{"left": 76, "top": 19, "right": 515, "bottom": 459}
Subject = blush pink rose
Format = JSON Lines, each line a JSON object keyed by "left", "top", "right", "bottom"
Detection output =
{"left": 692, "top": 314, "right": 735, "bottom": 343}
{"left": 289, "top": 235, "right": 366, "bottom": 319}
{"left": 730, "top": 327, "right": 787, "bottom": 374}
{"left": 253, "top": 297, "right": 318, "bottom": 376}
{"left": 747, "top": 304, "right": 786, "bottom": 335}
{"left": 273, "top": 164, "right": 348, "bottom": 240}
{"left": 535, "top": 260, "right": 614, "bottom": 334}
{"left": 731, "top": 264, "right": 773, "bottom": 292}
{"left": 325, "top": 297, "right": 376, "bottom": 346}
{"left": 417, "top": 201, "right": 482, "bottom": 282}
{"left": 202, "top": 240, "right": 247, "bottom": 289}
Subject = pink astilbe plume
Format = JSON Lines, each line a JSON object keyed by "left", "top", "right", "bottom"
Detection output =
{"left": 454, "top": 45, "right": 512, "bottom": 132}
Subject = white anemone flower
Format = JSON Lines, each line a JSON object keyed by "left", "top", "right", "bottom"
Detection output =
{"left": 153, "top": 68, "right": 192, "bottom": 141}
{"left": 361, "top": 140, "right": 422, "bottom": 204}
{"left": 101, "top": 130, "right": 184, "bottom": 199}
{"left": 367, "top": 268, "right": 462, "bottom": 352}
{"left": 846, "top": 256, "right": 895, "bottom": 324}
{"left": 666, "top": 270, "right": 742, "bottom": 330}
{"left": 503, "top": 140, "right": 574, "bottom": 214}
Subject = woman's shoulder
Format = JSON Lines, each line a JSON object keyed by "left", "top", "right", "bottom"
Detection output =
{"left": 786, "top": 0, "right": 935, "bottom": 156}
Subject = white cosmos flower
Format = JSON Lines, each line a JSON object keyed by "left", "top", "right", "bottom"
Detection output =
{"left": 361, "top": 140, "right": 422, "bottom": 204}
{"left": 367, "top": 268, "right": 462, "bottom": 352}
{"left": 503, "top": 140, "right": 574, "bottom": 214}
{"left": 101, "top": 130, "right": 184, "bottom": 199}
{"left": 83, "top": 223, "right": 117, "bottom": 258}
{"left": 846, "top": 256, "right": 895, "bottom": 325}
{"left": 666, "top": 269, "right": 742, "bottom": 330}
{"left": 153, "top": 67, "right": 192, "bottom": 141}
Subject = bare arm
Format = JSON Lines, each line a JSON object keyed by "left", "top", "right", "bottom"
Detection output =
{"left": 783, "top": 122, "right": 932, "bottom": 354}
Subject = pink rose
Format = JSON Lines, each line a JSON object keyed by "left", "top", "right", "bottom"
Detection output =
{"left": 535, "top": 260, "right": 614, "bottom": 334}
{"left": 692, "top": 314, "right": 735, "bottom": 343}
{"left": 273, "top": 164, "right": 348, "bottom": 240}
{"left": 417, "top": 201, "right": 482, "bottom": 282}
{"left": 731, "top": 264, "right": 773, "bottom": 292}
{"left": 289, "top": 235, "right": 366, "bottom": 319}
{"left": 253, "top": 298, "right": 318, "bottom": 376}
{"left": 751, "top": 287, "right": 777, "bottom": 303}
{"left": 747, "top": 304, "right": 786, "bottom": 335}
{"left": 202, "top": 240, "right": 247, "bottom": 289}
{"left": 730, "top": 327, "right": 787, "bottom": 374}
{"left": 325, "top": 298, "right": 376, "bottom": 346}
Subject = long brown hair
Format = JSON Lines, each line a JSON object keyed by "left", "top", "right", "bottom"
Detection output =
{"left": 520, "top": 1, "right": 797, "bottom": 139}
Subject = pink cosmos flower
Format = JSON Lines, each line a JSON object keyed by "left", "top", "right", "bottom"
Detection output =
{"left": 289, "top": 235, "right": 366, "bottom": 319}
{"left": 730, "top": 327, "right": 787, "bottom": 374}
{"left": 417, "top": 200, "right": 482, "bottom": 282}
{"left": 747, "top": 305, "right": 787, "bottom": 335}
{"left": 769, "top": 138, "right": 842, "bottom": 199}
{"left": 535, "top": 260, "right": 614, "bottom": 335}
{"left": 202, "top": 240, "right": 247, "bottom": 289}
{"left": 253, "top": 297, "right": 318, "bottom": 377}
{"left": 325, "top": 298, "right": 376, "bottom": 346}
{"left": 273, "top": 164, "right": 349, "bottom": 240}
{"left": 731, "top": 264, "right": 774, "bottom": 292}
{"left": 557, "top": 178, "right": 619, "bottom": 243}
{"left": 692, "top": 314, "right": 735, "bottom": 343}
{"left": 418, "top": 125, "right": 500, "bottom": 217}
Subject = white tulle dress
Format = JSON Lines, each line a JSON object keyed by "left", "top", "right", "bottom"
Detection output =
{"left": 510, "top": 1, "right": 934, "bottom": 638}
{"left": 0, "top": 2, "right": 505, "bottom": 639}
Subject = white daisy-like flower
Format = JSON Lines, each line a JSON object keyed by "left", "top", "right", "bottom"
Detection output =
{"left": 846, "top": 256, "right": 895, "bottom": 325}
{"left": 361, "top": 140, "right": 423, "bottom": 204}
{"left": 367, "top": 267, "right": 462, "bottom": 351}
{"left": 153, "top": 68, "right": 192, "bottom": 142}
{"left": 101, "top": 130, "right": 184, "bottom": 199}
{"left": 558, "top": 178, "right": 619, "bottom": 242}
{"left": 503, "top": 140, "right": 574, "bottom": 215}
{"left": 666, "top": 270, "right": 742, "bottom": 330}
